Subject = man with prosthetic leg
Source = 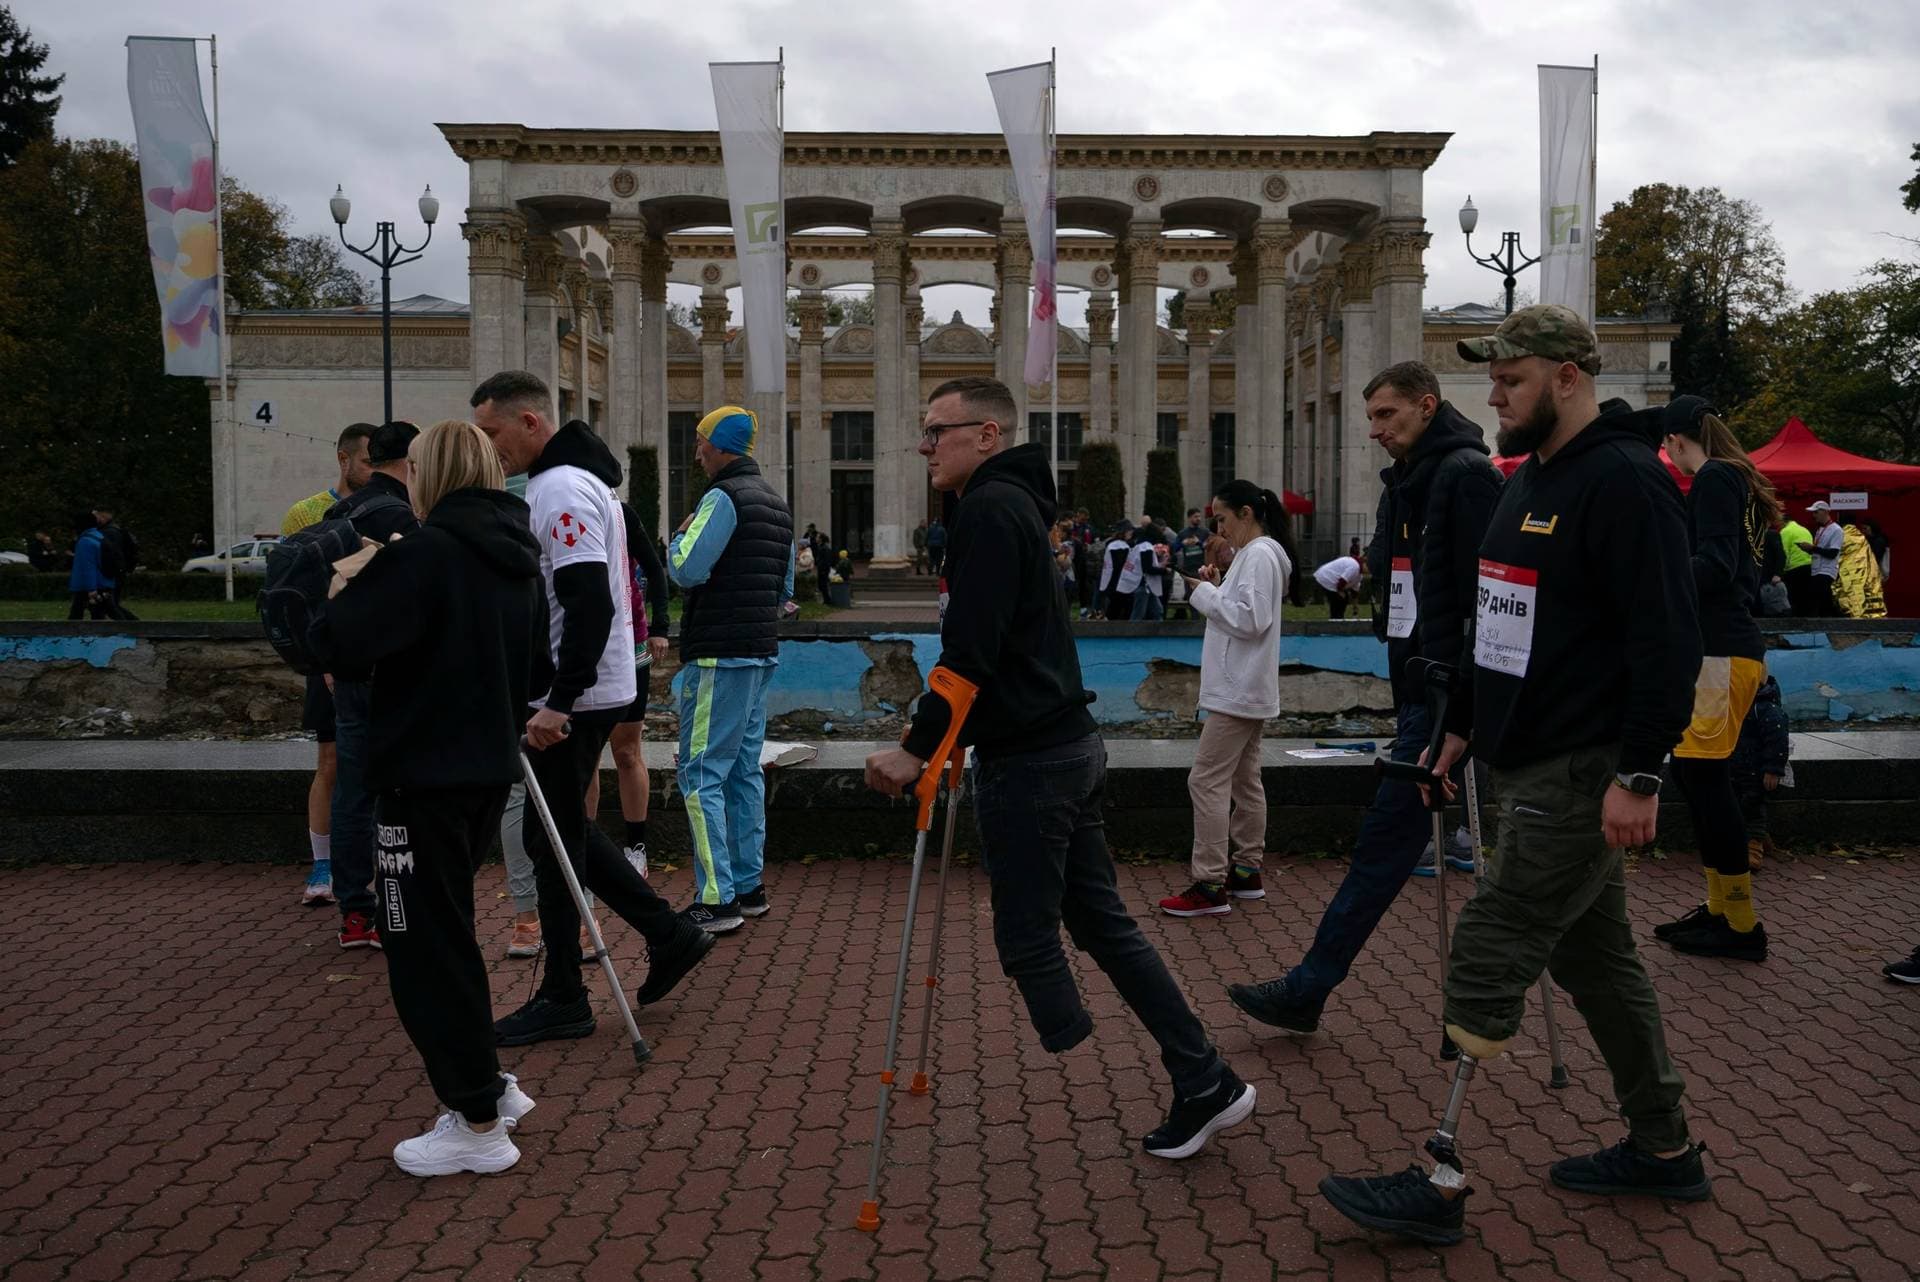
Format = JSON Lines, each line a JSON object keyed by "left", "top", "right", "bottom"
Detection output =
{"left": 1320, "top": 306, "right": 1712, "bottom": 1245}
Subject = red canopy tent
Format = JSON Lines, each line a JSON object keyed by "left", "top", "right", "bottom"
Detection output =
{"left": 1495, "top": 417, "right": 1920, "bottom": 615}
{"left": 1747, "top": 418, "right": 1920, "bottom": 616}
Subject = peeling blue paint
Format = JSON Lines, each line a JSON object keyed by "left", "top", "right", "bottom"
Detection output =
{"left": 0, "top": 636, "right": 137, "bottom": 668}
{"left": 1770, "top": 637, "right": 1920, "bottom": 723}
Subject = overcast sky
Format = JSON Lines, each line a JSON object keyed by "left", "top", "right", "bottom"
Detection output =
{"left": 31, "top": 0, "right": 1920, "bottom": 328}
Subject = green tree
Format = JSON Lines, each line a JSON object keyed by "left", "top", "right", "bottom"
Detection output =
{"left": 627, "top": 444, "right": 661, "bottom": 535}
{"left": 1904, "top": 142, "right": 1920, "bottom": 215}
{"left": 267, "top": 234, "right": 371, "bottom": 309}
{"left": 0, "top": 7, "right": 61, "bottom": 168}
{"left": 1076, "top": 440, "right": 1125, "bottom": 528}
{"left": 1734, "top": 259, "right": 1920, "bottom": 463}
{"left": 1144, "top": 447, "right": 1183, "bottom": 524}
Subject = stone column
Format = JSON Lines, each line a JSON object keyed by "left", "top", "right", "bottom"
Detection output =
{"left": 1254, "top": 220, "right": 1291, "bottom": 491}
{"left": 1119, "top": 221, "right": 1161, "bottom": 513}
{"left": 522, "top": 232, "right": 563, "bottom": 406}
{"left": 1288, "top": 283, "right": 1311, "bottom": 499}
{"left": 1338, "top": 241, "right": 1382, "bottom": 554}
{"left": 639, "top": 236, "right": 672, "bottom": 465}
{"left": 869, "top": 219, "right": 909, "bottom": 569}
{"left": 1183, "top": 300, "right": 1214, "bottom": 511}
{"left": 593, "top": 281, "right": 615, "bottom": 440}
{"left": 561, "top": 264, "right": 592, "bottom": 423}
{"left": 1372, "top": 220, "right": 1431, "bottom": 368}
{"left": 1086, "top": 289, "right": 1114, "bottom": 440}
{"left": 462, "top": 210, "right": 525, "bottom": 387}
{"left": 1312, "top": 276, "right": 1338, "bottom": 565}
{"left": 1230, "top": 238, "right": 1260, "bottom": 491}
{"left": 1112, "top": 253, "right": 1131, "bottom": 458}
{"left": 997, "top": 228, "right": 1032, "bottom": 437}
{"left": 605, "top": 218, "right": 645, "bottom": 497}
{"left": 794, "top": 291, "right": 829, "bottom": 533}
{"left": 902, "top": 286, "right": 924, "bottom": 472}
{"left": 698, "top": 291, "right": 728, "bottom": 411}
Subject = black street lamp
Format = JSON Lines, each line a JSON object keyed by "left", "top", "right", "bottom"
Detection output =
{"left": 1458, "top": 196, "right": 1538, "bottom": 317}
{"left": 331, "top": 183, "right": 439, "bottom": 423}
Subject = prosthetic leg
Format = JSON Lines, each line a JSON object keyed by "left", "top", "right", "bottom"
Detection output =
{"left": 857, "top": 668, "right": 978, "bottom": 1233}
{"left": 1462, "top": 762, "right": 1570, "bottom": 1089}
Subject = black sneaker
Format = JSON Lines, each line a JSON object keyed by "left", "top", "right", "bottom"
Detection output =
{"left": 1667, "top": 916, "right": 1767, "bottom": 962}
{"left": 494, "top": 993, "right": 596, "bottom": 1047}
{"left": 1549, "top": 1139, "right": 1712, "bottom": 1201}
{"left": 1226, "top": 979, "right": 1322, "bottom": 1034}
{"left": 635, "top": 922, "right": 716, "bottom": 1005}
{"left": 737, "top": 885, "right": 770, "bottom": 918}
{"left": 1653, "top": 903, "right": 1716, "bottom": 941}
{"left": 682, "top": 900, "right": 743, "bottom": 934}
{"left": 1884, "top": 945, "right": 1920, "bottom": 984}
{"left": 1142, "top": 1068, "right": 1255, "bottom": 1159}
{"left": 1319, "top": 1165, "right": 1470, "bottom": 1246}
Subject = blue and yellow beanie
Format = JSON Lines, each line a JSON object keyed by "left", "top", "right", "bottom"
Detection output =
{"left": 696, "top": 405, "right": 758, "bottom": 457}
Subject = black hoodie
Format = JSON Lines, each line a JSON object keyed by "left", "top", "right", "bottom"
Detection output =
{"left": 527, "top": 420, "right": 625, "bottom": 714}
{"left": 903, "top": 443, "right": 1096, "bottom": 761}
{"left": 308, "top": 487, "right": 552, "bottom": 791}
{"left": 1444, "top": 403, "right": 1701, "bottom": 778}
{"left": 1365, "top": 400, "right": 1502, "bottom": 705}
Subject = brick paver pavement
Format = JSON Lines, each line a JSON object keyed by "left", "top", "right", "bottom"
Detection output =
{"left": 2, "top": 849, "right": 1916, "bottom": 1280}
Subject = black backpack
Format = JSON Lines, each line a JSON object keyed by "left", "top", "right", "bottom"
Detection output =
{"left": 258, "top": 492, "right": 413, "bottom": 673}
{"left": 95, "top": 530, "right": 124, "bottom": 579}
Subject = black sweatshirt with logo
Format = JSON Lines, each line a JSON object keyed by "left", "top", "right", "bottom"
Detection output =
{"left": 1444, "top": 404, "right": 1701, "bottom": 778}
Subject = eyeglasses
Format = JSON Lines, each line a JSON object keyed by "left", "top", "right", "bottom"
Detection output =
{"left": 920, "top": 420, "right": 990, "bottom": 448}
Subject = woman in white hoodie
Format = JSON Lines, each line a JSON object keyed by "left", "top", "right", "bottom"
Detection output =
{"left": 1160, "top": 480, "right": 1301, "bottom": 918}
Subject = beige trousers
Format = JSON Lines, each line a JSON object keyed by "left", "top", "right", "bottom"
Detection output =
{"left": 1187, "top": 711, "right": 1267, "bottom": 882}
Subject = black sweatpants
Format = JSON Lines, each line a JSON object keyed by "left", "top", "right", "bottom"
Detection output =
{"left": 375, "top": 785, "right": 510, "bottom": 1124}
{"left": 1672, "top": 757, "right": 1750, "bottom": 876}
{"left": 524, "top": 706, "right": 682, "bottom": 1004}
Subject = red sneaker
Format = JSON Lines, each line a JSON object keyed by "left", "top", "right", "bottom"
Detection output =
{"left": 1159, "top": 883, "right": 1231, "bottom": 918}
{"left": 339, "top": 911, "right": 383, "bottom": 950}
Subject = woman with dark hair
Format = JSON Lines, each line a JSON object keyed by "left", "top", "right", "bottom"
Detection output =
{"left": 1656, "top": 398, "right": 1778, "bottom": 962}
{"left": 1160, "top": 480, "right": 1300, "bottom": 917}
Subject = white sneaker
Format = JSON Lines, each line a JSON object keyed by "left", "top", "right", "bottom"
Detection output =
{"left": 393, "top": 1112, "right": 521, "bottom": 1176}
{"left": 623, "top": 843, "right": 648, "bottom": 880}
{"left": 499, "top": 1074, "right": 535, "bottom": 1128}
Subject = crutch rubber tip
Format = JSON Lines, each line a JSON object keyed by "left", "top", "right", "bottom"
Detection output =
{"left": 633, "top": 1040, "right": 652, "bottom": 1067}
{"left": 909, "top": 1072, "right": 930, "bottom": 1095}
{"left": 855, "top": 1201, "right": 880, "bottom": 1232}
{"left": 1549, "top": 1067, "right": 1570, "bottom": 1089}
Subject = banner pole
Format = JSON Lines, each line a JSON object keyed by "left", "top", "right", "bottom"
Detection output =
{"left": 209, "top": 33, "right": 235, "bottom": 603}
{"left": 1048, "top": 50, "right": 1058, "bottom": 500}
{"left": 1589, "top": 54, "right": 1599, "bottom": 323}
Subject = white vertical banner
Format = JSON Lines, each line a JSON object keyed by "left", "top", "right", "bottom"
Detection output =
{"left": 127, "top": 37, "right": 221, "bottom": 377}
{"left": 711, "top": 59, "right": 785, "bottom": 395}
{"left": 988, "top": 59, "right": 1056, "bottom": 388}
{"left": 1538, "top": 63, "right": 1596, "bottom": 323}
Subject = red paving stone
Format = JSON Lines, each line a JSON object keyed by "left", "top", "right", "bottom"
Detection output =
{"left": 1, "top": 849, "right": 1916, "bottom": 1279}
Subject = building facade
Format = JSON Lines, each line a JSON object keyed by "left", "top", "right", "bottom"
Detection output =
{"left": 209, "top": 128, "right": 1678, "bottom": 562}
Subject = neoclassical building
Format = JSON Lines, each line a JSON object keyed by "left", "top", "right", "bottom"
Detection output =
{"left": 213, "top": 128, "right": 1679, "bottom": 563}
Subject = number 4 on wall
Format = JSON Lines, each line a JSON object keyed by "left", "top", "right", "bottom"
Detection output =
{"left": 249, "top": 400, "right": 275, "bottom": 426}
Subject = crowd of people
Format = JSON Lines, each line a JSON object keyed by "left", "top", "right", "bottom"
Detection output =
{"left": 264, "top": 309, "right": 1912, "bottom": 1253}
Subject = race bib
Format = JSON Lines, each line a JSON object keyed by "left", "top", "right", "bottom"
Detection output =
{"left": 1386, "top": 557, "right": 1417, "bottom": 639}
{"left": 1474, "top": 559, "right": 1537, "bottom": 677}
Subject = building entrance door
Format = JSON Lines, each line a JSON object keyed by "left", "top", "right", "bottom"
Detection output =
{"left": 830, "top": 468, "right": 874, "bottom": 560}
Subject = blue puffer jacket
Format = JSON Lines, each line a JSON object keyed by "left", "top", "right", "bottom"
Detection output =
{"left": 68, "top": 528, "right": 114, "bottom": 593}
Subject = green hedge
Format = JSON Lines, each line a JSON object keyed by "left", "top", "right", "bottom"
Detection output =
{"left": 0, "top": 569, "right": 263, "bottom": 600}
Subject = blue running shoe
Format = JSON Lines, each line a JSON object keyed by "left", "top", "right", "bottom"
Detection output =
{"left": 302, "top": 859, "right": 335, "bottom": 906}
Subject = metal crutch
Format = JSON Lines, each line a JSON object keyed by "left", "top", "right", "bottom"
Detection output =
{"left": 910, "top": 755, "right": 967, "bottom": 1097}
{"left": 857, "top": 668, "right": 980, "bottom": 1234}
{"left": 519, "top": 732, "right": 650, "bottom": 1067}
{"left": 1462, "top": 758, "right": 1570, "bottom": 1088}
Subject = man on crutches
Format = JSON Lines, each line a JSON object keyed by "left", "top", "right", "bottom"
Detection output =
{"left": 1229, "top": 361, "right": 1501, "bottom": 1039}
{"left": 865, "top": 376, "right": 1254, "bottom": 1171}
{"left": 1320, "top": 306, "right": 1712, "bottom": 1245}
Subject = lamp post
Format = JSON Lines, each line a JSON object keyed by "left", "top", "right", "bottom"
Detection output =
{"left": 1458, "top": 196, "right": 1539, "bottom": 317}
{"left": 331, "top": 184, "right": 439, "bottom": 423}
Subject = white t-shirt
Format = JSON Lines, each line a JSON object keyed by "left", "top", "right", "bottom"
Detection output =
{"left": 1812, "top": 522, "right": 1843, "bottom": 579}
{"left": 1314, "top": 556, "right": 1361, "bottom": 592}
{"left": 525, "top": 464, "right": 636, "bottom": 712}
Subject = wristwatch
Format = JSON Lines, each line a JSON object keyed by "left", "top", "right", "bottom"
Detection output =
{"left": 1613, "top": 772, "right": 1663, "bottom": 797}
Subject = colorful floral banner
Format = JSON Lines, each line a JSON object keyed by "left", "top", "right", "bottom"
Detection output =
{"left": 127, "top": 37, "right": 220, "bottom": 377}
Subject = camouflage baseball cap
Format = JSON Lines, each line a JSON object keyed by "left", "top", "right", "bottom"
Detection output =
{"left": 1456, "top": 303, "right": 1602, "bottom": 375}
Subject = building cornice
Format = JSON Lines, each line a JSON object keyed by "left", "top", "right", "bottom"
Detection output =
{"left": 439, "top": 125, "right": 1450, "bottom": 172}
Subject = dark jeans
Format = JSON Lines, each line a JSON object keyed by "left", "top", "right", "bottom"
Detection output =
{"left": 67, "top": 591, "right": 109, "bottom": 620}
{"left": 1324, "top": 588, "right": 1352, "bottom": 619}
{"left": 1285, "top": 700, "right": 1438, "bottom": 1005}
{"left": 331, "top": 678, "right": 378, "bottom": 917}
{"left": 971, "top": 733, "right": 1222, "bottom": 1096}
{"left": 375, "top": 785, "right": 509, "bottom": 1124}
{"left": 1782, "top": 565, "right": 1815, "bottom": 616}
{"left": 1672, "top": 757, "right": 1749, "bottom": 876}
{"left": 1811, "top": 573, "right": 1839, "bottom": 617}
{"left": 524, "top": 706, "right": 681, "bottom": 1004}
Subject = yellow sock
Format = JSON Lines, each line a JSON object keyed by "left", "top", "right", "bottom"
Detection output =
{"left": 1704, "top": 870, "right": 1725, "bottom": 917}
{"left": 1721, "top": 873, "right": 1757, "bottom": 932}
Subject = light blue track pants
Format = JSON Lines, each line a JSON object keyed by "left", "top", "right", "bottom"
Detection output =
{"left": 676, "top": 662, "right": 774, "bottom": 907}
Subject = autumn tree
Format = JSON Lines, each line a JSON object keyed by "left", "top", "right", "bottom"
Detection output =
{"left": 0, "top": 7, "right": 60, "bottom": 168}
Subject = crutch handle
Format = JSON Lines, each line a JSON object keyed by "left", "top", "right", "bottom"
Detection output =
{"left": 517, "top": 720, "right": 573, "bottom": 753}
{"left": 912, "top": 667, "right": 979, "bottom": 831}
